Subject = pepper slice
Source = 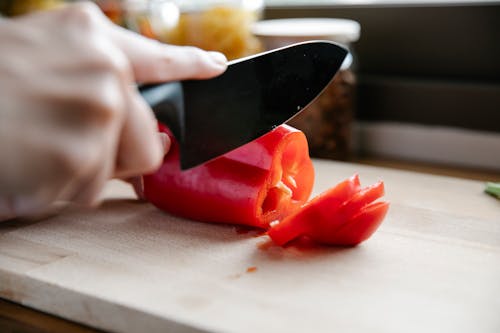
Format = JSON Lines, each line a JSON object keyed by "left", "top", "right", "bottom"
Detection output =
{"left": 325, "top": 201, "right": 389, "bottom": 246}
{"left": 267, "top": 175, "right": 389, "bottom": 246}
{"left": 143, "top": 124, "right": 314, "bottom": 228}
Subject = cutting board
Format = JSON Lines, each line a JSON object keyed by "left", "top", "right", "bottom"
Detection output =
{"left": 1, "top": 160, "right": 499, "bottom": 333}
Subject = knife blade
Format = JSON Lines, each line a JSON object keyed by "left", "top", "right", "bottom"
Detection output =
{"left": 139, "top": 40, "right": 348, "bottom": 170}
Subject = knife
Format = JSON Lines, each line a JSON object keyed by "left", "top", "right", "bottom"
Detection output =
{"left": 139, "top": 40, "right": 348, "bottom": 170}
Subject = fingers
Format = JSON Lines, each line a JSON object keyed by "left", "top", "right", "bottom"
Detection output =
{"left": 43, "top": 2, "right": 227, "bottom": 83}
{"left": 69, "top": 137, "right": 116, "bottom": 206}
{"left": 158, "top": 132, "right": 171, "bottom": 154}
{"left": 124, "top": 132, "right": 170, "bottom": 200}
{"left": 108, "top": 25, "right": 228, "bottom": 83}
{"left": 104, "top": 15, "right": 224, "bottom": 178}
{"left": 113, "top": 86, "right": 165, "bottom": 179}
{"left": 68, "top": 169, "right": 108, "bottom": 206}
{"left": 127, "top": 176, "right": 145, "bottom": 200}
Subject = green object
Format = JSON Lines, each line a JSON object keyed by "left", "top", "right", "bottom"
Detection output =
{"left": 485, "top": 182, "right": 500, "bottom": 199}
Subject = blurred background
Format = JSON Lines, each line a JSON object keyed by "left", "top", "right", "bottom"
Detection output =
{"left": 2, "top": 0, "right": 499, "bottom": 178}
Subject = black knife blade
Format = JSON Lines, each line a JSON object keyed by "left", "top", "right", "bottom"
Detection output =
{"left": 140, "top": 40, "right": 348, "bottom": 170}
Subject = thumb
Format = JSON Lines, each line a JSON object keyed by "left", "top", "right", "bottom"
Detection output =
{"left": 122, "top": 132, "right": 170, "bottom": 200}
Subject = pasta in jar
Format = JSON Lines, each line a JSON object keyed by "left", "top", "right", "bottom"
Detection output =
{"left": 119, "top": 0, "right": 263, "bottom": 60}
{"left": 162, "top": 6, "right": 262, "bottom": 60}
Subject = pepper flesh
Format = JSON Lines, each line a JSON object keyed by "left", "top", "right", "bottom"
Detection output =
{"left": 267, "top": 174, "right": 389, "bottom": 246}
{"left": 143, "top": 124, "right": 314, "bottom": 228}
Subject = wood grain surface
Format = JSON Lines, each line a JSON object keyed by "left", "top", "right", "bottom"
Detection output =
{"left": 1, "top": 160, "right": 499, "bottom": 333}
{"left": 0, "top": 297, "right": 104, "bottom": 333}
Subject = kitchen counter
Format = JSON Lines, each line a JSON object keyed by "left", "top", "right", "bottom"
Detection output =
{"left": 1, "top": 159, "right": 499, "bottom": 333}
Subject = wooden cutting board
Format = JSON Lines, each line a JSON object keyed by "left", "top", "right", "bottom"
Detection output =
{"left": 1, "top": 160, "right": 499, "bottom": 333}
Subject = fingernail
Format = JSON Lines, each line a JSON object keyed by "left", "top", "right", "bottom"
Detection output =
{"left": 208, "top": 51, "right": 228, "bottom": 67}
{"left": 159, "top": 132, "right": 171, "bottom": 155}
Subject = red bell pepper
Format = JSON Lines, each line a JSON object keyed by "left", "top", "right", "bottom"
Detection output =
{"left": 144, "top": 125, "right": 389, "bottom": 246}
{"left": 267, "top": 174, "right": 389, "bottom": 246}
{"left": 143, "top": 124, "right": 315, "bottom": 228}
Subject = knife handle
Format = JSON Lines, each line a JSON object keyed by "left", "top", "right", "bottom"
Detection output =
{"left": 138, "top": 82, "right": 184, "bottom": 141}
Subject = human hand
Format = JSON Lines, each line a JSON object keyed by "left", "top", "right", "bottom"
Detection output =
{"left": 0, "top": 2, "right": 227, "bottom": 220}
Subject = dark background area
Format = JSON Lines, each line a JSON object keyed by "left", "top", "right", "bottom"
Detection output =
{"left": 265, "top": 2, "right": 500, "bottom": 132}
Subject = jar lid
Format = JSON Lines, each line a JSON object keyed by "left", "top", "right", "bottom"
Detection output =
{"left": 252, "top": 18, "right": 360, "bottom": 44}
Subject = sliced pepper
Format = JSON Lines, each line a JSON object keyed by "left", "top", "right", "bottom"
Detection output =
{"left": 266, "top": 174, "right": 359, "bottom": 245}
{"left": 267, "top": 175, "right": 389, "bottom": 246}
{"left": 143, "top": 124, "right": 315, "bottom": 228}
{"left": 144, "top": 124, "right": 389, "bottom": 247}
{"left": 325, "top": 201, "right": 389, "bottom": 246}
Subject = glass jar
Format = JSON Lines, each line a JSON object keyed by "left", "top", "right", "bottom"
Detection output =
{"left": 252, "top": 18, "right": 360, "bottom": 161}
{"left": 111, "top": 0, "right": 264, "bottom": 60}
{"left": 1, "top": 0, "right": 63, "bottom": 16}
